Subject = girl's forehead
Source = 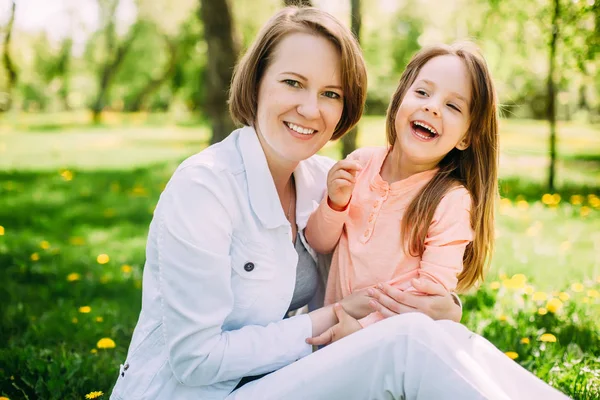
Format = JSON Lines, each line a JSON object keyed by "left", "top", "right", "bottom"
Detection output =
{"left": 415, "top": 55, "right": 472, "bottom": 100}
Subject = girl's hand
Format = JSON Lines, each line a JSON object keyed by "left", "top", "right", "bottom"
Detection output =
{"left": 368, "top": 279, "right": 462, "bottom": 322}
{"left": 327, "top": 159, "right": 362, "bottom": 211}
{"left": 307, "top": 303, "right": 362, "bottom": 346}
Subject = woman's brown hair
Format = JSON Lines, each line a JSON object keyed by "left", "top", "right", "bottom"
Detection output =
{"left": 387, "top": 42, "right": 499, "bottom": 292}
{"left": 228, "top": 6, "right": 367, "bottom": 140}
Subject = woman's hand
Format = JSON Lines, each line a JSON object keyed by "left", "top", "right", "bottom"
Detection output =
{"left": 339, "top": 287, "right": 374, "bottom": 320}
{"left": 367, "top": 279, "right": 462, "bottom": 322}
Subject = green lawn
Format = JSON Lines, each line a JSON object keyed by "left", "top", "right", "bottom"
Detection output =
{"left": 0, "top": 114, "right": 598, "bottom": 399}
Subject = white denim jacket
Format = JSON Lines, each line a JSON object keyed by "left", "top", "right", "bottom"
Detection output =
{"left": 110, "top": 126, "right": 335, "bottom": 400}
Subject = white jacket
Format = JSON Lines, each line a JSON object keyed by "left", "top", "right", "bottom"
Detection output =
{"left": 110, "top": 126, "right": 335, "bottom": 400}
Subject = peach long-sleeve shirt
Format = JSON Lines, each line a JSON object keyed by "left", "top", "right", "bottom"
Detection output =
{"left": 305, "top": 147, "right": 473, "bottom": 326}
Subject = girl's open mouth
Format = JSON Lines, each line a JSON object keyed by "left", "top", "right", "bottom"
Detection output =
{"left": 410, "top": 121, "right": 439, "bottom": 141}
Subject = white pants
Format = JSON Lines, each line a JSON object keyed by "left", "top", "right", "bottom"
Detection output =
{"left": 227, "top": 313, "right": 570, "bottom": 400}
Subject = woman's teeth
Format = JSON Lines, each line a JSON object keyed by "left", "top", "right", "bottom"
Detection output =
{"left": 286, "top": 122, "right": 315, "bottom": 135}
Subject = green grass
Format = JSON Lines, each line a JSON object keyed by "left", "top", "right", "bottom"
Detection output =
{"left": 0, "top": 114, "right": 599, "bottom": 399}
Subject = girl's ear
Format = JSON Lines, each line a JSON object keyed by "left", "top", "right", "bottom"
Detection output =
{"left": 456, "top": 136, "right": 470, "bottom": 151}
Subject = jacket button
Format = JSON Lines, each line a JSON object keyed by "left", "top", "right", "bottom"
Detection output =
{"left": 244, "top": 262, "right": 254, "bottom": 272}
{"left": 123, "top": 362, "right": 129, "bottom": 371}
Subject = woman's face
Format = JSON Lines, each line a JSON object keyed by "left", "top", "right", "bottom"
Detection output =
{"left": 255, "top": 32, "right": 344, "bottom": 166}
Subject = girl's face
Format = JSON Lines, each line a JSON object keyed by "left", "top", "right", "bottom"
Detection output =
{"left": 255, "top": 32, "right": 344, "bottom": 166}
{"left": 394, "top": 55, "right": 472, "bottom": 169}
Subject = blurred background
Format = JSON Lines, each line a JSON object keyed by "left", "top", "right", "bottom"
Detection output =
{"left": 0, "top": 0, "right": 598, "bottom": 399}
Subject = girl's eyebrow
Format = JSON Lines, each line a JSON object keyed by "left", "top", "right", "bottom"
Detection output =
{"left": 280, "top": 71, "right": 343, "bottom": 91}
{"left": 417, "top": 79, "right": 469, "bottom": 105}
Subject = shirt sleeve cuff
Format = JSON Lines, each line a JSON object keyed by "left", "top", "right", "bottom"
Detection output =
{"left": 319, "top": 196, "right": 350, "bottom": 224}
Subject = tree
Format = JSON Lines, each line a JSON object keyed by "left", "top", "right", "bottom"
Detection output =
{"left": 91, "top": 0, "right": 140, "bottom": 124}
{"left": 547, "top": 0, "right": 559, "bottom": 191}
{"left": 1, "top": 0, "right": 17, "bottom": 112}
{"left": 341, "top": 0, "right": 361, "bottom": 158}
{"left": 199, "top": 0, "right": 239, "bottom": 144}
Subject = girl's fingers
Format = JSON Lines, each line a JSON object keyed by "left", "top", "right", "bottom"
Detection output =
{"left": 411, "top": 278, "right": 447, "bottom": 296}
{"left": 332, "top": 169, "right": 357, "bottom": 183}
{"left": 368, "top": 285, "right": 417, "bottom": 315}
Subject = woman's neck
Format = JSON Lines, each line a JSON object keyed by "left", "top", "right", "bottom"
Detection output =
{"left": 256, "top": 133, "right": 298, "bottom": 196}
{"left": 382, "top": 145, "right": 438, "bottom": 183}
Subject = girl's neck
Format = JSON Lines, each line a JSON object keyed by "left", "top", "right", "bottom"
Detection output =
{"left": 381, "top": 145, "right": 438, "bottom": 184}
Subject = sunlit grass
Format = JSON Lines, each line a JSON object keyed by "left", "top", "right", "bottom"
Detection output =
{"left": 0, "top": 115, "right": 598, "bottom": 398}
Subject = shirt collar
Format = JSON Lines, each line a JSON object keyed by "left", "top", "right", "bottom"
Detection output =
{"left": 238, "top": 126, "right": 323, "bottom": 230}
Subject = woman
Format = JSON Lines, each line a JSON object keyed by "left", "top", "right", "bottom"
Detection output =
{"left": 110, "top": 6, "right": 567, "bottom": 400}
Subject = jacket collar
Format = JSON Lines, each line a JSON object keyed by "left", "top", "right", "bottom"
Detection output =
{"left": 237, "top": 126, "right": 321, "bottom": 230}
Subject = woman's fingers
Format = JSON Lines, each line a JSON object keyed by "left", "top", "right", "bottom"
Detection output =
{"left": 306, "top": 327, "right": 334, "bottom": 346}
{"left": 411, "top": 278, "right": 447, "bottom": 296}
{"left": 368, "top": 284, "right": 417, "bottom": 316}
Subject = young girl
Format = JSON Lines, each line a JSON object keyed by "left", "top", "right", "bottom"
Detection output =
{"left": 305, "top": 42, "right": 498, "bottom": 344}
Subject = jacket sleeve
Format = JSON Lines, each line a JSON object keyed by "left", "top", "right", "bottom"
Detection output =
{"left": 156, "top": 164, "right": 313, "bottom": 387}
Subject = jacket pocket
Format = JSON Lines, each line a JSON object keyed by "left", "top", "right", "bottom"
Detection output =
{"left": 111, "top": 323, "right": 169, "bottom": 399}
{"left": 230, "top": 236, "right": 276, "bottom": 309}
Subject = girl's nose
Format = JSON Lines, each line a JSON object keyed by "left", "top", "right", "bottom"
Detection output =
{"left": 423, "top": 103, "right": 440, "bottom": 117}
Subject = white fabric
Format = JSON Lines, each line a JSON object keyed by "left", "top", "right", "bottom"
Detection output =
{"left": 228, "top": 313, "right": 570, "bottom": 400}
{"left": 110, "top": 126, "right": 334, "bottom": 400}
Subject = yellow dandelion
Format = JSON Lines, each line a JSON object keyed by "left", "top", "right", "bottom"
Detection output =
{"left": 79, "top": 306, "right": 92, "bottom": 313}
{"left": 40, "top": 240, "right": 50, "bottom": 250}
{"left": 516, "top": 200, "right": 529, "bottom": 210}
{"left": 538, "top": 307, "right": 548, "bottom": 315}
{"left": 532, "top": 292, "right": 548, "bottom": 302}
{"left": 91, "top": 348, "right": 98, "bottom": 354}
{"left": 96, "top": 316, "right": 104, "bottom": 322}
{"left": 85, "top": 391, "right": 104, "bottom": 399}
{"left": 505, "top": 351, "right": 519, "bottom": 360}
{"left": 489, "top": 281, "right": 501, "bottom": 290}
{"left": 571, "top": 283, "right": 584, "bottom": 293}
{"left": 72, "top": 317, "right": 78, "bottom": 324}
{"left": 520, "top": 337, "right": 530, "bottom": 344}
{"left": 580, "top": 206, "right": 591, "bottom": 217}
{"left": 121, "top": 264, "right": 132, "bottom": 273}
{"left": 499, "top": 315, "right": 508, "bottom": 321}
{"left": 589, "top": 195, "right": 600, "bottom": 208}
{"left": 524, "top": 285, "right": 535, "bottom": 295}
{"left": 511, "top": 274, "right": 527, "bottom": 289}
{"left": 552, "top": 193, "right": 561, "bottom": 204}
{"left": 69, "top": 236, "right": 85, "bottom": 246}
{"left": 582, "top": 297, "right": 591, "bottom": 303}
{"left": 67, "top": 272, "right": 81, "bottom": 282}
{"left": 0, "top": 397, "right": 10, "bottom": 400}
{"left": 558, "top": 292, "right": 570, "bottom": 302}
{"left": 500, "top": 198, "right": 512, "bottom": 207}
{"left": 540, "top": 333, "right": 557, "bottom": 343}
{"left": 546, "top": 298, "right": 563, "bottom": 313}
{"left": 97, "top": 338, "right": 116, "bottom": 349}
{"left": 30, "top": 252, "right": 40, "bottom": 261}
{"left": 541, "top": 194, "right": 553, "bottom": 205}
{"left": 97, "top": 254, "right": 110, "bottom": 264}
{"left": 0, "top": 225, "right": 4, "bottom": 235}
{"left": 60, "top": 170, "right": 73, "bottom": 181}
{"left": 559, "top": 241, "right": 571, "bottom": 253}
{"left": 587, "top": 290, "right": 599, "bottom": 298}
{"left": 570, "top": 195, "right": 583, "bottom": 205}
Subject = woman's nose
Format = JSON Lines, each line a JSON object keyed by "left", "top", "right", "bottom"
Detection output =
{"left": 297, "top": 94, "right": 320, "bottom": 120}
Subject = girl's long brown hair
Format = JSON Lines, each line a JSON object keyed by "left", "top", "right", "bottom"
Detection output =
{"left": 387, "top": 43, "right": 499, "bottom": 292}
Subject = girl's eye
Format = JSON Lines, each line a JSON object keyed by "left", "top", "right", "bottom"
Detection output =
{"left": 415, "top": 89, "right": 428, "bottom": 96}
{"left": 448, "top": 103, "right": 461, "bottom": 112}
{"left": 283, "top": 79, "right": 301, "bottom": 88}
{"left": 323, "top": 91, "right": 341, "bottom": 100}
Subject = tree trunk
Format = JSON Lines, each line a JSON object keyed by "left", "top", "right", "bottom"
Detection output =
{"left": 57, "top": 38, "right": 73, "bottom": 111}
{"left": 547, "top": 0, "right": 560, "bottom": 191}
{"left": 199, "top": 0, "right": 239, "bottom": 144}
{"left": 341, "top": 0, "right": 362, "bottom": 158}
{"left": 283, "top": 0, "right": 312, "bottom": 6}
{"left": 1, "top": 0, "right": 18, "bottom": 112}
{"left": 126, "top": 36, "right": 178, "bottom": 112}
{"left": 91, "top": 4, "right": 140, "bottom": 124}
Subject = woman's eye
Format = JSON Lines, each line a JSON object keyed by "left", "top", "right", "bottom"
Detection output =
{"left": 283, "top": 79, "right": 301, "bottom": 88}
{"left": 323, "top": 91, "right": 341, "bottom": 99}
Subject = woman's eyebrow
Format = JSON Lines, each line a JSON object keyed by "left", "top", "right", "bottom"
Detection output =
{"left": 280, "top": 71, "right": 342, "bottom": 90}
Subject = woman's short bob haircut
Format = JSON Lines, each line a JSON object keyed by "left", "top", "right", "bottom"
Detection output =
{"left": 229, "top": 6, "right": 367, "bottom": 140}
